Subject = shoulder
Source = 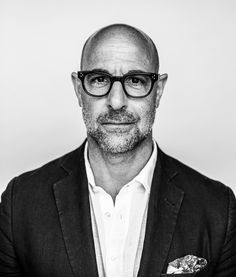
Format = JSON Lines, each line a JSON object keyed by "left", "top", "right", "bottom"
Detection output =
{"left": 158, "top": 147, "right": 235, "bottom": 212}
{"left": 4, "top": 141, "right": 86, "bottom": 197}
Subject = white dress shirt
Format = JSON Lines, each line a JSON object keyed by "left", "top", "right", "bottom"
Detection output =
{"left": 84, "top": 140, "right": 157, "bottom": 277}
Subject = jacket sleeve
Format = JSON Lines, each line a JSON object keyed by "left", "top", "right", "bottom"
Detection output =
{"left": 0, "top": 178, "right": 24, "bottom": 276}
{"left": 214, "top": 187, "right": 236, "bottom": 276}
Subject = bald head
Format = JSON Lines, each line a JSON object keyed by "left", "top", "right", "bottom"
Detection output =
{"left": 80, "top": 24, "right": 159, "bottom": 72}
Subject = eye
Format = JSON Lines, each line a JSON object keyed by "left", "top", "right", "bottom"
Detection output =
{"left": 86, "top": 73, "right": 110, "bottom": 88}
{"left": 91, "top": 76, "right": 109, "bottom": 84}
{"left": 93, "top": 76, "right": 107, "bottom": 83}
{"left": 130, "top": 77, "right": 143, "bottom": 84}
{"left": 125, "top": 75, "right": 147, "bottom": 88}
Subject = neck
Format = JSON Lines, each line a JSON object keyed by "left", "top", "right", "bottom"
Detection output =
{"left": 87, "top": 134, "right": 154, "bottom": 201}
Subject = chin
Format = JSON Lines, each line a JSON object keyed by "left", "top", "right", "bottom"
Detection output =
{"left": 92, "top": 129, "right": 151, "bottom": 155}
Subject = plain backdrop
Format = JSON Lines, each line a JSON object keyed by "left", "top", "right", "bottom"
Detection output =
{"left": 1, "top": 0, "right": 236, "bottom": 196}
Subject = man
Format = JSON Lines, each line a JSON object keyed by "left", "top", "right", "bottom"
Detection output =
{"left": 0, "top": 24, "right": 235, "bottom": 277}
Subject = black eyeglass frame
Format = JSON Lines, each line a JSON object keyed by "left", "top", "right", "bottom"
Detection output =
{"left": 76, "top": 70, "right": 159, "bottom": 98}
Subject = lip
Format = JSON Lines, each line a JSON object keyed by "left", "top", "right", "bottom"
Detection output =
{"left": 101, "top": 122, "right": 136, "bottom": 132}
{"left": 102, "top": 121, "right": 136, "bottom": 125}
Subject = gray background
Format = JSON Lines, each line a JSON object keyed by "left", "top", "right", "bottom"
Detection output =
{"left": 1, "top": 0, "right": 236, "bottom": 195}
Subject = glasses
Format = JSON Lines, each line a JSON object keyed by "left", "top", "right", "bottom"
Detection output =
{"left": 77, "top": 70, "right": 159, "bottom": 98}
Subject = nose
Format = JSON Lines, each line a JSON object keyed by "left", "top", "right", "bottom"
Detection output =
{"left": 107, "top": 81, "right": 127, "bottom": 110}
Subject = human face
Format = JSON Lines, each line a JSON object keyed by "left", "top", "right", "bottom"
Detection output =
{"left": 72, "top": 36, "right": 166, "bottom": 154}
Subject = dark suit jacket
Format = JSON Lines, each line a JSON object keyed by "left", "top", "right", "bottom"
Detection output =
{"left": 0, "top": 141, "right": 236, "bottom": 277}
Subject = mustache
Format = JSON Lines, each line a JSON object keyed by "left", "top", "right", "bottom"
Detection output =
{"left": 97, "top": 109, "right": 139, "bottom": 124}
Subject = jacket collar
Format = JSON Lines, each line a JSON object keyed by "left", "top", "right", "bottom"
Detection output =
{"left": 60, "top": 140, "right": 87, "bottom": 174}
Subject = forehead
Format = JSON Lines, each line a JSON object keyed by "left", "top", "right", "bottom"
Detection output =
{"left": 82, "top": 36, "right": 155, "bottom": 73}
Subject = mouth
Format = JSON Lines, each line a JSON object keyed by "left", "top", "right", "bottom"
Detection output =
{"left": 100, "top": 121, "right": 137, "bottom": 133}
{"left": 102, "top": 121, "right": 136, "bottom": 125}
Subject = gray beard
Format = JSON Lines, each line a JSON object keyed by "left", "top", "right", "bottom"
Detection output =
{"left": 83, "top": 106, "right": 155, "bottom": 154}
{"left": 87, "top": 125, "right": 152, "bottom": 154}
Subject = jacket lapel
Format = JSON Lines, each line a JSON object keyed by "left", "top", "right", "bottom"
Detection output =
{"left": 53, "top": 143, "right": 98, "bottom": 277}
{"left": 52, "top": 142, "right": 184, "bottom": 277}
{"left": 138, "top": 148, "right": 185, "bottom": 277}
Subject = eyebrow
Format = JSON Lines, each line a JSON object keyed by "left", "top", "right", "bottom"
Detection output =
{"left": 90, "top": 68, "right": 148, "bottom": 75}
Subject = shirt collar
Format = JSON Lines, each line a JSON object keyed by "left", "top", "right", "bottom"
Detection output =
{"left": 84, "top": 138, "right": 158, "bottom": 193}
{"left": 84, "top": 142, "right": 96, "bottom": 189}
{"left": 132, "top": 138, "right": 157, "bottom": 193}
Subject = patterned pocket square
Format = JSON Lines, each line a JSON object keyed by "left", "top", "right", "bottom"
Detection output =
{"left": 166, "top": 255, "right": 207, "bottom": 274}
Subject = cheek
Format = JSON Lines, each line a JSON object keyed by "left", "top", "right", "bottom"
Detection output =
{"left": 136, "top": 98, "right": 156, "bottom": 130}
{"left": 81, "top": 96, "right": 104, "bottom": 127}
{"left": 81, "top": 98, "right": 96, "bottom": 127}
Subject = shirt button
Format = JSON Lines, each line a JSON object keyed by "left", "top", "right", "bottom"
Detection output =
{"left": 105, "top": 212, "right": 112, "bottom": 218}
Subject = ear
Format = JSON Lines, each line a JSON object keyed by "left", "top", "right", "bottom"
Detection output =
{"left": 71, "top": 72, "right": 83, "bottom": 107}
{"left": 155, "top": 73, "right": 168, "bottom": 108}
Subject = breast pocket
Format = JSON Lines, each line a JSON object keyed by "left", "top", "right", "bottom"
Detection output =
{"left": 161, "top": 273, "right": 196, "bottom": 277}
{"left": 160, "top": 266, "right": 208, "bottom": 277}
